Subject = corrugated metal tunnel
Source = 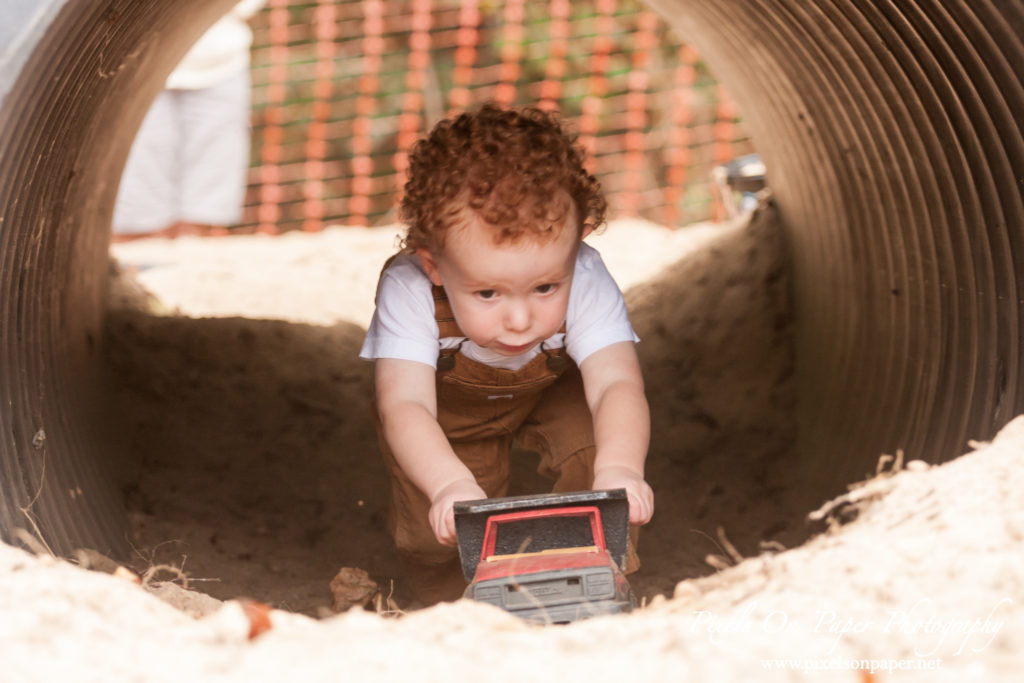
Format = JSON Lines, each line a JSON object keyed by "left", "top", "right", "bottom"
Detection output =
{"left": 1, "top": 0, "right": 1022, "bottom": 559}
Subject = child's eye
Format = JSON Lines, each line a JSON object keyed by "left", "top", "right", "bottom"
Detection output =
{"left": 476, "top": 289, "right": 497, "bottom": 300}
{"left": 535, "top": 283, "right": 556, "bottom": 295}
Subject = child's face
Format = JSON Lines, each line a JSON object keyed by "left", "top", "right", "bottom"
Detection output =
{"left": 418, "top": 211, "right": 582, "bottom": 357}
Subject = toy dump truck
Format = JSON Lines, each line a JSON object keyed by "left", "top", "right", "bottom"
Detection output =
{"left": 454, "top": 489, "right": 635, "bottom": 624}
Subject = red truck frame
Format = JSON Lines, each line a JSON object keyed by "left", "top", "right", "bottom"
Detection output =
{"left": 455, "top": 490, "right": 635, "bottom": 624}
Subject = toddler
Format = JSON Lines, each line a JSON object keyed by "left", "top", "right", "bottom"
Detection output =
{"left": 360, "top": 104, "right": 654, "bottom": 604}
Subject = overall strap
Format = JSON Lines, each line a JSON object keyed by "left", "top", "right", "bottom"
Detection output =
{"left": 432, "top": 285, "right": 464, "bottom": 338}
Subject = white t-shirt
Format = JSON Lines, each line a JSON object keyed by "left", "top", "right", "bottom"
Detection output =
{"left": 359, "top": 242, "right": 639, "bottom": 371}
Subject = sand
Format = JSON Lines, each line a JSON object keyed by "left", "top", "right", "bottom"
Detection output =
{"left": 2, "top": 206, "right": 1019, "bottom": 680}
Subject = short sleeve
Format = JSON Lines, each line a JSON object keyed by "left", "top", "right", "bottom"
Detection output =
{"left": 565, "top": 243, "right": 640, "bottom": 365}
{"left": 359, "top": 255, "right": 440, "bottom": 368}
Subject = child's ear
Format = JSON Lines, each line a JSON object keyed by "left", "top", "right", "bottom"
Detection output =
{"left": 416, "top": 248, "right": 445, "bottom": 286}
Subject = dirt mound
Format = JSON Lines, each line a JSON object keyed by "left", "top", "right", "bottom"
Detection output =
{"left": 4, "top": 211, "right": 1018, "bottom": 678}
{"left": 2, "top": 417, "right": 1021, "bottom": 680}
{"left": 99, "top": 212, "right": 805, "bottom": 612}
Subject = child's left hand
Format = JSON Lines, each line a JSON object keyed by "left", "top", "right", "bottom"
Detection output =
{"left": 593, "top": 465, "right": 654, "bottom": 525}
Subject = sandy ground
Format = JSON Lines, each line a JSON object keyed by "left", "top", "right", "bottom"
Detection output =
{"left": 106, "top": 218, "right": 733, "bottom": 329}
{"left": 2, "top": 205, "right": 1020, "bottom": 679}
{"left": 2, "top": 417, "right": 1022, "bottom": 681}
{"left": 99, "top": 210, "right": 802, "bottom": 615}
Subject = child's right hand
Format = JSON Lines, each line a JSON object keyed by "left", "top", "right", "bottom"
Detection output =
{"left": 593, "top": 465, "right": 655, "bottom": 525}
{"left": 428, "top": 477, "right": 487, "bottom": 546}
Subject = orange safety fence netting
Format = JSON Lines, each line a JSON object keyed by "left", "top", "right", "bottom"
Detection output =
{"left": 242, "top": 0, "right": 752, "bottom": 234}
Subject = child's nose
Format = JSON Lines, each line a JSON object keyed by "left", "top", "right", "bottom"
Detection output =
{"left": 504, "top": 300, "right": 531, "bottom": 332}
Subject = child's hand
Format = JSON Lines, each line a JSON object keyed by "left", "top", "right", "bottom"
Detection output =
{"left": 428, "top": 478, "right": 487, "bottom": 546}
{"left": 593, "top": 466, "right": 654, "bottom": 525}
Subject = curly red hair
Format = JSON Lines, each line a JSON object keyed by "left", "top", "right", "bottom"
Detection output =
{"left": 400, "top": 104, "right": 606, "bottom": 252}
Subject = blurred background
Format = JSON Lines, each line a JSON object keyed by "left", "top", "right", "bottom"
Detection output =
{"left": 237, "top": 0, "right": 755, "bottom": 234}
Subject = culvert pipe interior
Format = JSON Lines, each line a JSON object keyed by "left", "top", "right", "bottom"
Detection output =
{"left": 1, "top": 0, "right": 1022, "bottom": 562}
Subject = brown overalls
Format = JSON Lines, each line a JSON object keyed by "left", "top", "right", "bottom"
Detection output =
{"left": 376, "top": 284, "right": 638, "bottom": 604}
